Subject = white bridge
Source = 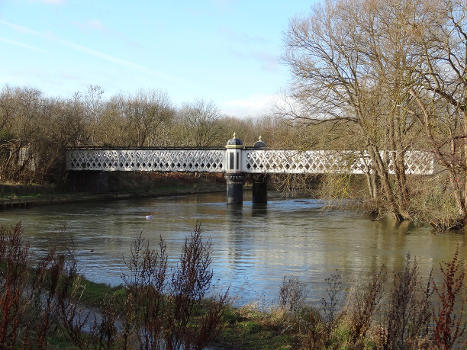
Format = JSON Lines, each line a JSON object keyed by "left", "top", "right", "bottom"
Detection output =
{"left": 65, "top": 135, "right": 433, "bottom": 204}
{"left": 66, "top": 148, "right": 434, "bottom": 175}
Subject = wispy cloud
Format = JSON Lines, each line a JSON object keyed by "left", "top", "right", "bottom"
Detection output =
{"left": 230, "top": 48, "right": 279, "bottom": 72}
{"left": 221, "top": 93, "right": 282, "bottom": 117}
{"left": 74, "top": 19, "right": 143, "bottom": 48}
{"left": 0, "top": 19, "right": 176, "bottom": 82}
{"left": 219, "top": 25, "right": 268, "bottom": 45}
{"left": 219, "top": 25, "right": 278, "bottom": 72}
{"left": 30, "top": 0, "right": 65, "bottom": 5}
{"left": 0, "top": 36, "right": 47, "bottom": 53}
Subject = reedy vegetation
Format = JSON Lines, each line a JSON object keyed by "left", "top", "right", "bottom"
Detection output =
{"left": 277, "top": 252, "right": 465, "bottom": 350}
{"left": 0, "top": 222, "right": 228, "bottom": 350}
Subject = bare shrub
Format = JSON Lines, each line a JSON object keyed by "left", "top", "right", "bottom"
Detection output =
{"left": 381, "top": 254, "right": 433, "bottom": 350}
{"left": 321, "top": 272, "right": 344, "bottom": 326}
{"left": 432, "top": 246, "right": 465, "bottom": 350}
{"left": 121, "top": 232, "right": 168, "bottom": 350}
{"left": 345, "top": 267, "right": 387, "bottom": 347}
{"left": 0, "top": 222, "right": 30, "bottom": 349}
{"left": 279, "top": 276, "right": 307, "bottom": 314}
{"left": 0, "top": 223, "right": 89, "bottom": 350}
{"left": 120, "top": 224, "right": 228, "bottom": 350}
{"left": 164, "top": 223, "right": 225, "bottom": 350}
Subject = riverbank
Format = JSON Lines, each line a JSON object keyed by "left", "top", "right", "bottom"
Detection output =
{"left": 0, "top": 172, "right": 226, "bottom": 210}
{"left": 50, "top": 277, "right": 301, "bottom": 350}
{"left": 43, "top": 258, "right": 467, "bottom": 350}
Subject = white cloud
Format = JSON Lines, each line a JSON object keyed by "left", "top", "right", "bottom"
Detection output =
{"left": 221, "top": 93, "right": 283, "bottom": 118}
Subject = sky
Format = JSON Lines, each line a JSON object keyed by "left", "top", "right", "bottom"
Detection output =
{"left": 0, "top": 0, "right": 316, "bottom": 117}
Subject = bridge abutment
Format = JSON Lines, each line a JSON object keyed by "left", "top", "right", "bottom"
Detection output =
{"left": 68, "top": 170, "right": 109, "bottom": 193}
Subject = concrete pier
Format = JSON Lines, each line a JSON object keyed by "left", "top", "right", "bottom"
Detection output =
{"left": 225, "top": 173, "right": 245, "bottom": 204}
{"left": 252, "top": 174, "right": 268, "bottom": 204}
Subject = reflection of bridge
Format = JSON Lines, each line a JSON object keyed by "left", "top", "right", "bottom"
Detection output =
{"left": 66, "top": 134, "right": 434, "bottom": 204}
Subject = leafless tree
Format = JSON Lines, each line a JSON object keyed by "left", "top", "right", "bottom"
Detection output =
{"left": 284, "top": 0, "right": 466, "bottom": 224}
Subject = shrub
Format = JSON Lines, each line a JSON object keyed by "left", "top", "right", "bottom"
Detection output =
{"left": 432, "top": 246, "right": 465, "bottom": 350}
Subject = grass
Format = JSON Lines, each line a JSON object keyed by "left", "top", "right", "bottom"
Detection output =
{"left": 45, "top": 275, "right": 302, "bottom": 350}
{"left": 214, "top": 305, "right": 301, "bottom": 350}
{"left": 79, "top": 278, "right": 125, "bottom": 308}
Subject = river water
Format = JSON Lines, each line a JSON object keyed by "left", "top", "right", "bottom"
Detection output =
{"left": 0, "top": 192, "right": 465, "bottom": 306}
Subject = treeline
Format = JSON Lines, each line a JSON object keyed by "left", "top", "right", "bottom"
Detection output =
{"left": 0, "top": 85, "right": 305, "bottom": 184}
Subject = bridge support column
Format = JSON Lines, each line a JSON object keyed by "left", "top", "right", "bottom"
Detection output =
{"left": 225, "top": 133, "right": 245, "bottom": 205}
{"left": 225, "top": 173, "right": 245, "bottom": 205}
{"left": 252, "top": 174, "right": 268, "bottom": 204}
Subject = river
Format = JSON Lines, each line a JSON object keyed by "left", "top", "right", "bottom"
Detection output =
{"left": 0, "top": 192, "right": 465, "bottom": 306}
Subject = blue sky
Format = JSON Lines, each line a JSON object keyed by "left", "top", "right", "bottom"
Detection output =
{"left": 0, "top": 0, "right": 316, "bottom": 117}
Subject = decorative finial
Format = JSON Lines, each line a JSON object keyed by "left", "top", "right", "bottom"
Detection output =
{"left": 233, "top": 132, "right": 236, "bottom": 138}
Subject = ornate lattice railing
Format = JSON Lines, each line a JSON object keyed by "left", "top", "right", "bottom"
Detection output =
{"left": 243, "top": 150, "right": 434, "bottom": 175}
{"left": 66, "top": 148, "right": 434, "bottom": 175}
{"left": 66, "top": 149, "right": 225, "bottom": 173}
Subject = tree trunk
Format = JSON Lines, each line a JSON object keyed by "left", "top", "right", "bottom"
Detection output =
{"left": 368, "top": 144, "right": 408, "bottom": 222}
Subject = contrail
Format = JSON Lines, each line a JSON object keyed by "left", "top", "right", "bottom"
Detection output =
{"left": 0, "top": 19, "right": 180, "bottom": 83}
{"left": 0, "top": 36, "right": 47, "bottom": 53}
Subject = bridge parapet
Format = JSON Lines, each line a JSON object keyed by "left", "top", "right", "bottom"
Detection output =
{"left": 66, "top": 148, "right": 434, "bottom": 175}
{"left": 243, "top": 150, "right": 434, "bottom": 175}
{"left": 66, "top": 149, "right": 225, "bottom": 173}
{"left": 66, "top": 136, "right": 434, "bottom": 205}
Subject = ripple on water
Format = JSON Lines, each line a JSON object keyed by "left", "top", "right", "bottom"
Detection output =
{"left": 1, "top": 192, "right": 465, "bottom": 306}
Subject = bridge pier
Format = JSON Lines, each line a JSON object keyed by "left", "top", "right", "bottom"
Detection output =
{"left": 225, "top": 133, "right": 244, "bottom": 205}
{"left": 225, "top": 173, "right": 245, "bottom": 204}
{"left": 251, "top": 136, "right": 268, "bottom": 204}
{"left": 252, "top": 174, "right": 268, "bottom": 204}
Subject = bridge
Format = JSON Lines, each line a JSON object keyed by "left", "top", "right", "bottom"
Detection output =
{"left": 66, "top": 134, "right": 434, "bottom": 204}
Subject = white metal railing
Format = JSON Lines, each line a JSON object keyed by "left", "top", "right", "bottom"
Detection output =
{"left": 66, "top": 148, "right": 434, "bottom": 175}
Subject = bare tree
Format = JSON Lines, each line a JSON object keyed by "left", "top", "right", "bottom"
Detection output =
{"left": 284, "top": 0, "right": 466, "bottom": 224}
{"left": 178, "top": 100, "right": 222, "bottom": 147}
{"left": 407, "top": 0, "right": 466, "bottom": 221}
{"left": 112, "top": 90, "right": 174, "bottom": 147}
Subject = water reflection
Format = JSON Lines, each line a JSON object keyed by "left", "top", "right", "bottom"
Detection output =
{"left": 251, "top": 203, "right": 268, "bottom": 217}
{"left": 0, "top": 192, "right": 465, "bottom": 306}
